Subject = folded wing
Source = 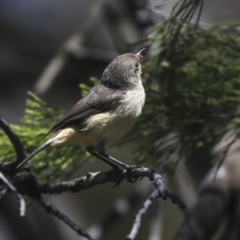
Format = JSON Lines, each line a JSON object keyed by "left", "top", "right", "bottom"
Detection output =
{"left": 50, "top": 84, "right": 125, "bottom": 132}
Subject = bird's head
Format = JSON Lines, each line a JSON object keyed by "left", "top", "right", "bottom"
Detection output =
{"left": 100, "top": 49, "right": 145, "bottom": 90}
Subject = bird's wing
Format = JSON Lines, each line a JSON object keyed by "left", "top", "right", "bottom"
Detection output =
{"left": 50, "top": 84, "right": 125, "bottom": 132}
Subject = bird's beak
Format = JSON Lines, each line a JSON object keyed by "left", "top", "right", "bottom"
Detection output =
{"left": 136, "top": 48, "right": 146, "bottom": 59}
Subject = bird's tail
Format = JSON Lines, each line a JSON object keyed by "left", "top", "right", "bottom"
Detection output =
{"left": 17, "top": 140, "right": 52, "bottom": 169}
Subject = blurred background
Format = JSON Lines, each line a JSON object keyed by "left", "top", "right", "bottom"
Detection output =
{"left": 1, "top": 0, "right": 240, "bottom": 240}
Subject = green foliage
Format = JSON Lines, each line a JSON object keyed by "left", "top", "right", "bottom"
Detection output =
{"left": 136, "top": 14, "right": 240, "bottom": 170}
{"left": 79, "top": 77, "right": 97, "bottom": 97}
{"left": 0, "top": 92, "right": 87, "bottom": 181}
{"left": 0, "top": 76, "right": 99, "bottom": 180}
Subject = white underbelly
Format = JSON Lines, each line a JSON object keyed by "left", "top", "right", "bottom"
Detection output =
{"left": 82, "top": 112, "right": 137, "bottom": 146}
{"left": 82, "top": 86, "right": 145, "bottom": 146}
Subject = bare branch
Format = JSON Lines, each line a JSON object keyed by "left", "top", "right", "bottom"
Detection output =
{"left": 0, "top": 171, "right": 26, "bottom": 217}
{"left": 0, "top": 116, "right": 26, "bottom": 163}
{"left": 34, "top": 38, "right": 117, "bottom": 95}
{"left": 37, "top": 167, "right": 185, "bottom": 240}
{"left": 34, "top": 0, "right": 107, "bottom": 95}
{"left": 88, "top": 188, "right": 144, "bottom": 239}
{"left": 148, "top": 199, "right": 163, "bottom": 240}
{"left": 36, "top": 196, "right": 93, "bottom": 240}
{"left": 38, "top": 167, "right": 185, "bottom": 209}
{"left": 126, "top": 190, "right": 160, "bottom": 240}
{"left": 126, "top": 170, "right": 185, "bottom": 240}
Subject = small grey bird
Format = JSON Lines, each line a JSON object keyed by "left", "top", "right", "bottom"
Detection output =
{"left": 17, "top": 50, "right": 146, "bottom": 170}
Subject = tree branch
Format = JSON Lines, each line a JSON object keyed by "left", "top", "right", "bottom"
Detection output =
{"left": 36, "top": 196, "right": 93, "bottom": 240}
{"left": 38, "top": 167, "right": 185, "bottom": 209}
{"left": 37, "top": 167, "right": 185, "bottom": 240}
{"left": 148, "top": 199, "right": 163, "bottom": 240}
{"left": 126, "top": 190, "right": 161, "bottom": 240}
{"left": 0, "top": 171, "right": 26, "bottom": 216}
{"left": 0, "top": 116, "right": 26, "bottom": 163}
{"left": 88, "top": 189, "right": 142, "bottom": 239}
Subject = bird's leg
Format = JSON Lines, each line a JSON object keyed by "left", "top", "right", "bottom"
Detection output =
{"left": 86, "top": 147, "right": 119, "bottom": 170}
{"left": 87, "top": 146, "right": 122, "bottom": 186}
{"left": 97, "top": 151, "right": 130, "bottom": 169}
{"left": 96, "top": 151, "right": 142, "bottom": 183}
{"left": 90, "top": 142, "right": 142, "bottom": 183}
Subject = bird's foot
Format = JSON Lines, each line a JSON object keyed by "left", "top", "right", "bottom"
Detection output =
{"left": 108, "top": 168, "right": 122, "bottom": 187}
{"left": 112, "top": 180, "right": 122, "bottom": 187}
{"left": 126, "top": 165, "right": 143, "bottom": 183}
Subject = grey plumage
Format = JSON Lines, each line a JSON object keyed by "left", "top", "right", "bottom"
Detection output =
{"left": 51, "top": 85, "right": 125, "bottom": 132}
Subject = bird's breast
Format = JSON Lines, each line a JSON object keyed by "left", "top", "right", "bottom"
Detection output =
{"left": 116, "top": 82, "right": 145, "bottom": 118}
{"left": 82, "top": 83, "right": 145, "bottom": 146}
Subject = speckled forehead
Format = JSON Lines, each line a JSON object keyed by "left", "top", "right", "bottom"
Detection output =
{"left": 111, "top": 53, "right": 139, "bottom": 70}
{"left": 119, "top": 53, "right": 139, "bottom": 61}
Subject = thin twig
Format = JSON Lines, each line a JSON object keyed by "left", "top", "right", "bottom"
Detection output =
{"left": 36, "top": 196, "right": 93, "bottom": 240}
{"left": 0, "top": 116, "right": 26, "bottom": 163}
{"left": 34, "top": 0, "right": 106, "bottom": 95}
{"left": 0, "top": 171, "right": 26, "bottom": 216}
{"left": 124, "top": 169, "right": 185, "bottom": 240}
{"left": 88, "top": 189, "right": 143, "bottom": 239}
{"left": 148, "top": 199, "right": 163, "bottom": 240}
{"left": 126, "top": 190, "right": 160, "bottom": 240}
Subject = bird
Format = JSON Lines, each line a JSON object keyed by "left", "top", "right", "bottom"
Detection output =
{"left": 17, "top": 49, "right": 146, "bottom": 170}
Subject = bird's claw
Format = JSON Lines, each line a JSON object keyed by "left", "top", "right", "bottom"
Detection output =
{"left": 112, "top": 180, "right": 122, "bottom": 187}
{"left": 127, "top": 177, "right": 138, "bottom": 183}
{"left": 126, "top": 165, "right": 143, "bottom": 183}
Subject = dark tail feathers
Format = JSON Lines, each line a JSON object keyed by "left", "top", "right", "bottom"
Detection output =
{"left": 17, "top": 141, "right": 51, "bottom": 169}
